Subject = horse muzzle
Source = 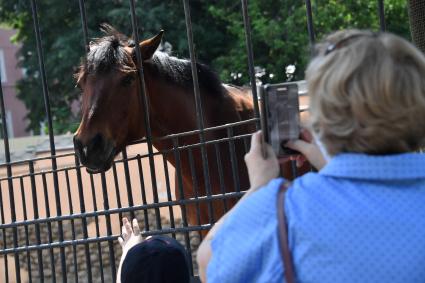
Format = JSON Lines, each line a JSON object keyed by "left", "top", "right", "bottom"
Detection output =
{"left": 73, "top": 133, "right": 116, "bottom": 174}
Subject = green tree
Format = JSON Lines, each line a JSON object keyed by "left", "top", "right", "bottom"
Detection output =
{"left": 208, "top": 0, "right": 410, "bottom": 83}
{"left": 0, "top": 0, "right": 410, "bottom": 134}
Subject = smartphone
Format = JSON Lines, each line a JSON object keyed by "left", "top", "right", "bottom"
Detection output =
{"left": 260, "top": 82, "right": 300, "bottom": 157}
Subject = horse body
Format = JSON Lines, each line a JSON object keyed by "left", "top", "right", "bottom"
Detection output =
{"left": 143, "top": 55, "right": 255, "bottom": 227}
{"left": 74, "top": 25, "right": 255, "bottom": 232}
{"left": 74, "top": 25, "right": 308, "bottom": 233}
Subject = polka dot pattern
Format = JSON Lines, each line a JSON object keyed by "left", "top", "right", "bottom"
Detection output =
{"left": 207, "top": 153, "right": 425, "bottom": 283}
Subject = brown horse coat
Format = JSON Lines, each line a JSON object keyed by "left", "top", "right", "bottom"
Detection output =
{"left": 74, "top": 25, "right": 307, "bottom": 234}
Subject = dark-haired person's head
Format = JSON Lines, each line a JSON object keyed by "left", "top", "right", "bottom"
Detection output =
{"left": 121, "top": 235, "right": 190, "bottom": 283}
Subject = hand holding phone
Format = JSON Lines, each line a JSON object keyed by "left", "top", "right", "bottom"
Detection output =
{"left": 285, "top": 128, "right": 327, "bottom": 170}
{"left": 260, "top": 82, "right": 301, "bottom": 157}
{"left": 244, "top": 131, "right": 279, "bottom": 190}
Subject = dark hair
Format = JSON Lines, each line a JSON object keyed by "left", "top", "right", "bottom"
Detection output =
{"left": 121, "top": 236, "right": 191, "bottom": 283}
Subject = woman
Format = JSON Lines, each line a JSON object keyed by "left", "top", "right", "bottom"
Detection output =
{"left": 197, "top": 30, "right": 425, "bottom": 282}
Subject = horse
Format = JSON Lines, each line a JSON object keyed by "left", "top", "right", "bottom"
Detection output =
{"left": 73, "top": 24, "right": 308, "bottom": 235}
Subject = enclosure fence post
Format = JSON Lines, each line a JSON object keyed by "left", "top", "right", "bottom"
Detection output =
{"left": 100, "top": 173, "right": 117, "bottom": 282}
{"left": 305, "top": 0, "right": 316, "bottom": 55}
{"left": 0, "top": 46, "right": 20, "bottom": 283}
{"left": 128, "top": 0, "right": 162, "bottom": 230}
{"left": 78, "top": 0, "right": 90, "bottom": 51}
{"left": 0, "top": 182, "right": 11, "bottom": 282}
{"left": 377, "top": 0, "right": 386, "bottom": 32}
{"left": 182, "top": 0, "right": 215, "bottom": 224}
{"left": 29, "top": 1, "right": 67, "bottom": 280}
{"left": 74, "top": 156, "right": 93, "bottom": 282}
{"left": 241, "top": 0, "right": 261, "bottom": 129}
{"left": 29, "top": 161, "right": 44, "bottom": 282}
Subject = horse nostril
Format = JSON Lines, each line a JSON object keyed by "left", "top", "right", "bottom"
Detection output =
{"left": 91, "top": 133, "right": 104, "bottom": 149}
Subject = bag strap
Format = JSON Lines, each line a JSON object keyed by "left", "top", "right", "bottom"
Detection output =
{"left": 277, "top": 181, "right": 296, "bottom": 283}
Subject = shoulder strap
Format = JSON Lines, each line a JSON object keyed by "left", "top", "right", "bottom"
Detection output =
{"left": 277, "top": 182, "right": 296, "bottom": 283}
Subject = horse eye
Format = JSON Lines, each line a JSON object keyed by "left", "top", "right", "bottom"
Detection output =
{"left": 121, "top": 75, "right": 135, "bottom": 86}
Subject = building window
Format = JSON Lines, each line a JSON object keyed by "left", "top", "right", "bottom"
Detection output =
{"left": 0, "top": 49, "right": 7, "bottom": 83}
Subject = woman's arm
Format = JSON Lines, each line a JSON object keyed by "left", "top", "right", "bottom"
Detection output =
{"left": 197, "top": 130, "right": 327, "bottom": 282}
{"left": 197, "top": 131, "right": 280, "bottom": 282}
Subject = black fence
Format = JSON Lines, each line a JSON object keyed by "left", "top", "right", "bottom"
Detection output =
{"left": 0, "top": 1, "right": 387, "bottom": 282}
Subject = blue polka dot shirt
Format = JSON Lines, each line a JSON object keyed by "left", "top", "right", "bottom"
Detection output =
{"left": 207, "top": 153, "right": 425, "bottom": 283}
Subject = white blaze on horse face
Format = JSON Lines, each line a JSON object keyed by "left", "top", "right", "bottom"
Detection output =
{"left": 87, "top": 95, "right": 99, "bottom": 121}
{"left": 88, "top": 104, "right": 96, "bottom": 120}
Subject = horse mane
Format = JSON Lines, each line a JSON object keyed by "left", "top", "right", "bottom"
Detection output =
{"left": 77, "top": 24, "right": 226, "bottom": 98}
{"left": 76, "top": 24, "right": 135, "bottom": 81}
{"left": 146, "top": 51, "right": 226, "bottom": 98}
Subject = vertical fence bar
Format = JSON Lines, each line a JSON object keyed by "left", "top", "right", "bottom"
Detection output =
{"left": 243, "top": 135, "right": 250, "bottom": 154}
{"left": 0, "top": 51, "right": 20, "bottom": 282}
{"left": 214, "top": 143, "right": 228, "bottom": 214}
{"left": 112, "top": 163, "right": 124, "bottom": 227}
{"left": 100, "top": 173, "right": 116, "bottom": 282}
{"left": 377, "top": 0, "right": 386, "bottom": 31}
{"left": 89, "top": 174, "right": 105, "bottom": 283}
{"left": 241, "top": 0, "right": 261, "bottom": 129}
{"left": 75, "top": 2, "right": 93, "bottom": 276}
{"left": 65, "top": 170, "right": 79, "bottom": 283}
{"left": 172, "top": 137, "right": 193, "bottom": 276}
{"left": 136, "top": 155, "right": 150, "bottom": 231}
{"left": 19, "top": 177, "right": 32, "bottom": 282}
{"left": 29, "top": 161, "right": 44, "bottom": 282}
{"left": 41, "top": 173, "right": 56, "bottom": 282}
{"left": 182, "top": 0, "right": 215, "bottom": 224}
{"left": 162, "top": 154, "right": 176, "bottom": 238}
{"left": 78, "top": 0, "right": 90, "bottom": 51}
{"left": 121, "top": 150, "right": 135, "bottom": 220}
{"left": 74, "top": 156, "right": 93, "bottom": 282}
{"left": 187, "top": 149, "right": 202, "bottom": 231}
{"left": 128, "top": 0, "right": 162, "bottom": 230}
{"left": 227, "top": 128, "right": 241, "bottom": 192}
{"left": 29, "top": 1, "right": 67, "bottom": 280}
{"left": 0, "top": 182, "right": 10, "bottom": 283}
{"left": 305, "top": 0, "right": 316, "bottom": 55}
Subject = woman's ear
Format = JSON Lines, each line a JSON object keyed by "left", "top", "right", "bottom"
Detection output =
{"left": 138, "top": 30, "right": 164, "bottom": 60}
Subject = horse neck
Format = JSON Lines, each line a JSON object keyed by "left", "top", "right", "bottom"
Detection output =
{"left": 142, "top": 70, "right": 201, "bottom": 154}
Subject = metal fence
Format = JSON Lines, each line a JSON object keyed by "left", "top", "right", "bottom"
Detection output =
{"left": 0, "top": 0, "right": 387, "bottom": 282}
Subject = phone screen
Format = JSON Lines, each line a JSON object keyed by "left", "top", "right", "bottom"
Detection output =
{"left": 260, "top": 82, "right": 300, "bottom": 156}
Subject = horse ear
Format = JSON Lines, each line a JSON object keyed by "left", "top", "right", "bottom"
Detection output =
{"left": 139, "top": 30, "right": 164, "bottom": 60}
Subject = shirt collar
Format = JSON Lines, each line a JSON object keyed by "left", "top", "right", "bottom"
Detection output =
{"left": 319, "top": 153, "right": 425, "bottom": 180}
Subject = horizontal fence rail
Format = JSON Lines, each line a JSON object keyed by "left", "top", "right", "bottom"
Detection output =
{"left": 0, "top": 1, "right": 394, "bottom": 282}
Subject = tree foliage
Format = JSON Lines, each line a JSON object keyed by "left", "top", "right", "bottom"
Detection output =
{"left": 0, "top": 0, "right": 410, "bottom": 134}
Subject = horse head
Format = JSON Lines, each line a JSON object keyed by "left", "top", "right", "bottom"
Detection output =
{"left": 73, "top": 24, "right": 163, "bottom": 173}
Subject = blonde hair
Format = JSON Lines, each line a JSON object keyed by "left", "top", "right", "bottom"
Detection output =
{"left": 306, "top": 29, "right": 425, "bottom": 155}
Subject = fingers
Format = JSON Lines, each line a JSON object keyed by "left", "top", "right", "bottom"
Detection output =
{"left": 132, "top": 218, "right": 140, "bottom": 236}
{"left": 300, "top": 128, "right": 313, "bottom": 143}
{"left": 245, "top": 131, "right": 276, "bottom": 162}
{"left": 296, "top": 155, "right": 307, "bottom": 168}
{"left": 249, "top": 131, "right": 262, "bottom": 154}
{"left": 121, "top": 217, "right": 133, "bottom": 241}
{"left": 124, "top": 218, "right": 132, "bottom": 236}
{"left": 285, "top": 139, "right": 311, "bottom": 156}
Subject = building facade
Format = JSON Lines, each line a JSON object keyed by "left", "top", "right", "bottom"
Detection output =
{"left": 0, "top": 28, "right": 29, "bottom": 138}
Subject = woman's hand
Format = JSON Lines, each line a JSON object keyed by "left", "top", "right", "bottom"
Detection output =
{"left": 118, "top": 217, "right": 142, "bottom": 254}
{"left": 285, "top": 129, "right": 327, "bottom": 170}
{"left": 117, "top": 217, "right": 143, "bottom": 283}
{"left": 244, "top": 131, "right": 279, "bottom": 190}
